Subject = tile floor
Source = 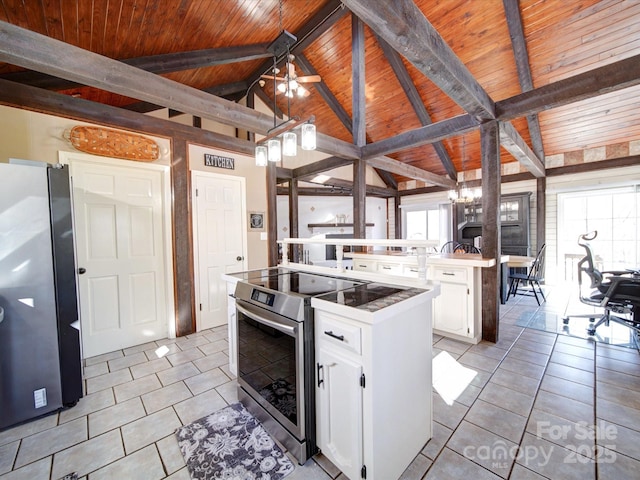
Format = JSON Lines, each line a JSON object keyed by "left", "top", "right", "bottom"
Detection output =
{"left": 1, "top": 286, "right": 639, "bottom": 479}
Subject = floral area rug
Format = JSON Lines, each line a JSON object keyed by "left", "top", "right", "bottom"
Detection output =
{"left": 175, "top": 402, "right": 295, "bottom": 480}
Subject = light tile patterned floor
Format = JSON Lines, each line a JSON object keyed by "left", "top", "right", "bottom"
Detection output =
{"left": 1, "top": 287, "right": 639, "bottom": 479}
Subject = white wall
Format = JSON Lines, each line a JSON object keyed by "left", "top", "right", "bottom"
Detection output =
{"left": 188, "top": 145, "right": 269, "bottom": 270}
{"left": 276, "top": 195, "right": 388, "bottom": 263}
{"left": 0, "top": 105, "right": 171, "bottom": 166}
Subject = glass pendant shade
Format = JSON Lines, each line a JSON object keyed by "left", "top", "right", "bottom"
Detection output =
{"left": 267, "top": 138, "right": 281, "bottom": 162}
{"left": 301, "top": 123, "right": 316, "bottom": 151}
{"left": 277, "top": 83, "right": 287, "bottom": 93}
{"left": 255, "top": 145, "right": 268, "bottom": 166}
{"left": 282, "top": 132, "right": 297, "bottom": 157}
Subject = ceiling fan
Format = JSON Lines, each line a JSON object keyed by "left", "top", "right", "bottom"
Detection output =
{"left": 260, "top": 54, "right": 321, "bottom": 98}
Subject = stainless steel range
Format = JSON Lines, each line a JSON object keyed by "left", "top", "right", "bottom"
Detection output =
{"left": 232, "top": 267, "right": 365, "bottom": 464}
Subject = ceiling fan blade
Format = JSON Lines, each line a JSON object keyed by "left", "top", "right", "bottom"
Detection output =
{"left": 297, "top": 75, "right": 322, "bottom": 83}
{"left": 260, "top": 74, "right": 286, "bottom": 81}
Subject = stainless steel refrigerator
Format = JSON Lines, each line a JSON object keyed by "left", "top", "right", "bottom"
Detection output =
{"left": 0, "top": 161, "right": 83, "bottom": 430}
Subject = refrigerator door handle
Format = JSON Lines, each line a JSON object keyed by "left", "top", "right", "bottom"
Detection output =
{"left": 0, "top": 306, "right": 4, "bottom": 324}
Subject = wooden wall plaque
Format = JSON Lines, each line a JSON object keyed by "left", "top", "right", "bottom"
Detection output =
{"left": 65, "top": 126, "right": 160, "bottom": 161}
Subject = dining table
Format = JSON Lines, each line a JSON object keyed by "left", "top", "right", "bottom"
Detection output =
{"left": 500, "top": 255, "right": 535, "bottom": 304}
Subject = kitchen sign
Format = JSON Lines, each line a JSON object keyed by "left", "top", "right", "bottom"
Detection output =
{"left": 204, "top": 153, "right": 235, "bottom": 170}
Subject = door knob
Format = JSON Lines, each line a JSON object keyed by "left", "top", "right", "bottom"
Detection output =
{"left": 78, "top": 268, "right": 87, "bottom": 274}
{"left": 236, "top": 256, "right": 244, "bottom": 262}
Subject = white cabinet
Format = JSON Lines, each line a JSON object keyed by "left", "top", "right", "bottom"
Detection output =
{"left": 316, "top": 346, "right": 363, "bottom": 480}
{"left": 429, "top": 263, "right": 482, "bottom": 343}
{"left": 376, "top": 261, "right": 402, "bottom": 275}
{"left": 432, "top": 266, "right": 470, "bottom": 337}
{"left": 225, "top": 279, "right": 238, "bottom": 376}
{"left": 350, "top": 254, "right": 417, "bottom": 278}
{"left": 352, "top": 258, "right": 376, "bottom": 272}
{"left": 313, "top": 299, "right": 433, "bottom": 480}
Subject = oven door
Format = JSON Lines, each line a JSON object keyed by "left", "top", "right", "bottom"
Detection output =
{"left": 235, "top": 299, "right": 305, "bottom": 441}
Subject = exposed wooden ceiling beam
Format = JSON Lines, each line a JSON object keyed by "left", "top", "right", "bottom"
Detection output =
{"left": 293, "top": 156, "right": 354, "bottom": 179}
{"left": 245, "top": 0, "right": 347, "bottom": 88}
{"left": 295, "top": 53, "right": 353, "bottom": 134}
{"left": 352, "top": 15, "right": 366, "bottom": 147}
{"left": 0, "top": 79, "right": 255, "bottom": 155}
{"left": 313, "top": 177, "right": 397, "bottom": 197}
{"left": 125, "top": 44, "right": 271, "bottom": 74}
{"left": 297, "top": 53, "right": 395, "bottom": 190}
{"left": 0, "top": 20, "right": 359, "bottom": 160}
{"left": 499, "top": 121, "right": 545, "bottom": 177}
{"left": 121, "top": 81, "right": 251, "bottom": 114}
{"left": 342, "top": 0, "right": 495, "bottom": 120}
{"left": 502, "top": 0, "right": 544, "bottom": 160}
{"left": 496, "top": 53, "right": 640, "bottom": 120}
{"left": 276, "top": 176, "right": 396, "bottom": 197}
{"left": 0, "top": 44, "right": 271, "bottom": 91}
{"left": 277, "top": 186, "right": 354, "bottom": 196}
{"left": 276, "top": 167, "right": 293, "bottom": 181}
{"left": 366, "top": 156, "right": 456, "bottom": 188}
{"left": 362, "top": 114, "right": 480, "bottom": 159}
{"left": 375, "top": 169, "right": 398, "bottom": 189}
{"left": 375, "top": 34, "right": 457, "bottom": 180}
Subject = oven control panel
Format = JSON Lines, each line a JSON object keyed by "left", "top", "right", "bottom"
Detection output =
{"left": 251, "top": 288, "right": 275, "bottom": 306}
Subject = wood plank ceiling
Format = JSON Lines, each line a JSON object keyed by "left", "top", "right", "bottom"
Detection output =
{"left": 0, "top": 0, "right": 639, "bottom": 185}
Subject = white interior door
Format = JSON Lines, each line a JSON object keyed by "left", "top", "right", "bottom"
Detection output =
{"left": 63, "top": 153, "right": 170, "bottom": 358}
{"left": 192, "top": 171, "right": 246, "bottom": 331}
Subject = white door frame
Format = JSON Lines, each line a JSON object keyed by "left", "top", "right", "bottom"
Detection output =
{"left": 59, "top": 150, "right": 177, "bottom": 340}
{"left": 191, "top": 169, "right": 248, "bottom": 331}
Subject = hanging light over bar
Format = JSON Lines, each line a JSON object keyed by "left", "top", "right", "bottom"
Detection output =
{"left": 255, "top": 145, "right": 268, "bottom": 166}
{"left": 301, "top": 123, "right": 316, "bottom": 151}
{"left": 282, "top": 131, "right": 297, "bottom": 157}
{"left": 267, "top": 138, "right": 281, "bottom": 162}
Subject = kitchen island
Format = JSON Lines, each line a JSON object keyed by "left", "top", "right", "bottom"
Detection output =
{"left": 340, "top": 246, "right": 504, "bottom": 344}
{"left": 277, "top": 238, "right": 503, "bottom": 343}
{"left": 312, "top": 282, "right": 436, "bottom": 480}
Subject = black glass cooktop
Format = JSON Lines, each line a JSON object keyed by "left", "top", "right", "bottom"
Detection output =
{"left": 233, "top": 268, "right": 365, "bottom": 297}
{"left": 315, "top": 283, "right": 426, "bottom": 310}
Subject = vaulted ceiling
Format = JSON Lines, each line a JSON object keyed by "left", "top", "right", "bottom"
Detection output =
{"left": 1, "top": 0, "right": 639, "bottom": 185}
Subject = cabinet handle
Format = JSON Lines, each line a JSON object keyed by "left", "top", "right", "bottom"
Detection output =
{"left": 324, "top": 330, "right": 345, "bottom": 341}
{"left": 442, "top": 272, "right": 455, "bottom": 276}
{"left": 382, "top": 266, "right": 391, "bottom": 270}
{"left": 317, "top": 363, "right": 324, "bottom": 387}
{"left": 409, "top": 269, "right": 418, "bottom": 272}
{"left": 358, "top": 264, "right": 367, "bottom": 268}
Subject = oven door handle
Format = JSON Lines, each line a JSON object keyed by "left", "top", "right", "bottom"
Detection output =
{"left": 235, "top": 301, "right": 297, "bottom": 336}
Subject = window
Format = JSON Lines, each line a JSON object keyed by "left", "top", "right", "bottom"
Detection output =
{"left": 402, "top": 203, "right": 452, "bottom": 247}
{"left": 558, "top": 186, "right": 639, "bottom": 275}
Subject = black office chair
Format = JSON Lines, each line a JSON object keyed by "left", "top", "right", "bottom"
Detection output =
{"left": 455, "top": 243, "right": 481, "bottom": 254}
{"left": 562, "top": 231, "right": 640, "bottom": 338}
{"left": 440, "top": 241, "right": 461, "bottom": 253}
{"left": 507, "top": 243, "right": 547, "bottom": 305}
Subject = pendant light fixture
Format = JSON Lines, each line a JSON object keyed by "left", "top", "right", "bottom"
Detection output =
{"left": 448, "top": 134, "right": 481, "bottom": 203}
{"left": 253, "top": 4, "right": 316, "bottom": 166}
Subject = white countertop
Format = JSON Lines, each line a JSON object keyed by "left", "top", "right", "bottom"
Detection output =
{"left": 426, "top": 253, "right": 501, "bottom": 268}
{"left": 311, "top": 286, "right": 439, "bottom": 325}
{"left": 346, "top": 252, "right": 507, "bottom": 268}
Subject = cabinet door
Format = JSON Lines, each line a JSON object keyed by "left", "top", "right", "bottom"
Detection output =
{"left": 353, "top": 258, "right": 376, "bottom": 272}
{"left": 433, "top": 281, "right": 469, "bottom": 337}
{"left": 316, "top": 346, "right": 363, "bottom": 480}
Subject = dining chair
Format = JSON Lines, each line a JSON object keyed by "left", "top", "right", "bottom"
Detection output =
{"left": 455, "top": 243, "right": 481, "bottom": 254}
{"left": 506, "top": 244, "right": 547, "bottom": 305}
{"left": 440, "top": 241, "right": 461, "bottom": 253}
